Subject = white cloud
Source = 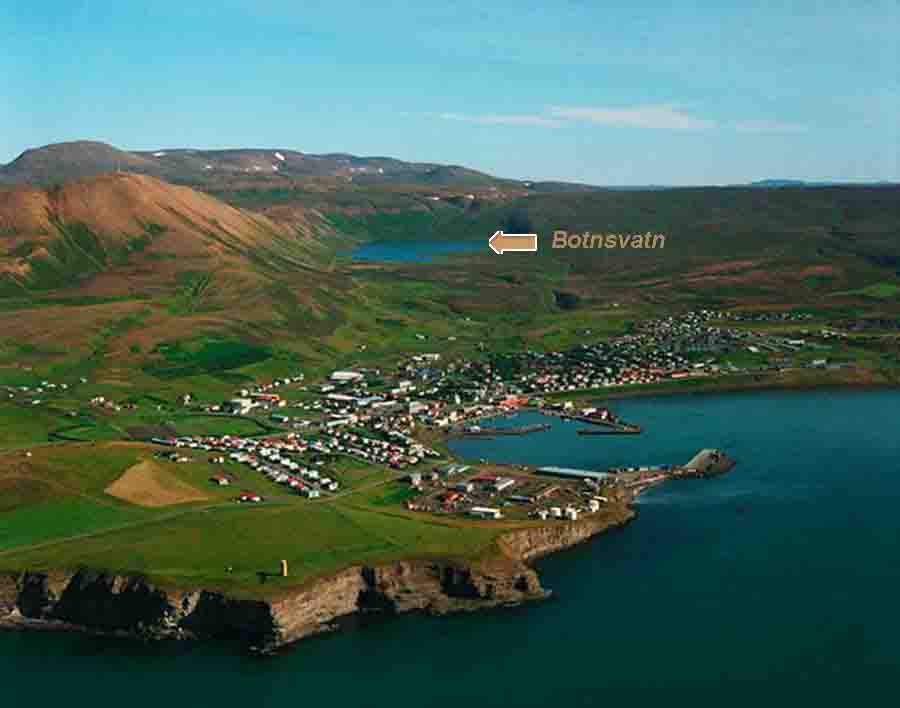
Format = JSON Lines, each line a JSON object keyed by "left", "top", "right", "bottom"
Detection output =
{"left": 435, "top": 106, "right": 805, "bottom": 134}
{"left": 733, "top": 119, "right": 807, "bottom": 134}
{"left": 549, "top": 104, "right": 715, "bottom": 130}
{"left": 438, "top": 112, "right": 562, "bottom": 128}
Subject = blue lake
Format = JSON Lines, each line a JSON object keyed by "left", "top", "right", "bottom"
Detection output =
{"left": 349, "top": 239, "right": 483, "bottom": 263}
{"left": 3, "top": 388, "right": 899, "bottom": 706}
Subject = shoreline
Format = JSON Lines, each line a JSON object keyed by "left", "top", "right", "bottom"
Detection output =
{"left": 0, "top": 378, "right": 836, "bottom": 652}
{"left": 6, "top": 377, "right": 865, "bottom": 653}
{"left": 0, "top": 509, "right": 636, "bottom": 653}
{"left": 545, "top": 368, "right": 900, "bottom": 404}
{"left": 436, "top": 372, "right": 900, "bottom": 448}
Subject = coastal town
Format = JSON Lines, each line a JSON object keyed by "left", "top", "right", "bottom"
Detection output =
{"left": 2, "top": 1, "right": 895, "bottom": 691}
{"left": 1, "top": 309, "right": 847, "bottom": 411}
{"left": 150, "top": 423, "right": 733, "bottom": 522}
{"left": 18, "top": 307, "right": 835, "bottom": 517}
{"left": 4, "top": 308, "right": 849, "bottom": 518}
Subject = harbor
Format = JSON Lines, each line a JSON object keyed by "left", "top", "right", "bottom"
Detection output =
{"left": 536, "top": 449, "right": 735, "bottom": 487}
{"left": 609, "top": 449, "right": 736, "bottom": 495}
{"left": 576, "top": 426, "right": 641, "bottom": 435}
{"left": 403, "top": 448, "right": 737, "bottom": 521}
{"left": 540, "top": 406, "right": 643, "bottom": 435}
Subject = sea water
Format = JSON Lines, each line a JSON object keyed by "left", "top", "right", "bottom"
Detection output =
{"left": 2, "top": 389, "right": 899, "bottom": 706}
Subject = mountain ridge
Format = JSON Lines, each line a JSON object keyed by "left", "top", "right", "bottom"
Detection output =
{"left": 0, "top": 140, "right": 517, "bottom": 190}
{"left": 2, "top": 141, "right": 894, "bottom": 191}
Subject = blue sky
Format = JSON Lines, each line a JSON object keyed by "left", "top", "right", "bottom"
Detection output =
{"left": 2, "top": 1, "right": 898, "bottom": 184}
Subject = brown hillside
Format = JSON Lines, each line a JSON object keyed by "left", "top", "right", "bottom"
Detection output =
{"left": 0, "top": 173, "right": 349, "bottom": 369}
{"left": 2, "top": 172, "right": 288, "bottom": 248}
{"left": 0, "top": 172, "right": 329, "bottom": 286}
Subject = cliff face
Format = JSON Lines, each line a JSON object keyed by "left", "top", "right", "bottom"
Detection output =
{"left": 0, "top": 560, "right": 544, "bottom": 652}
{"left": 500, "top": 511, "right": 635, "bottom": 563}
{"left": 269, "top": 559, "right": 544, "bottom": 646}
{"left": 0, "top": 514, "right": 632, "bottom": 651}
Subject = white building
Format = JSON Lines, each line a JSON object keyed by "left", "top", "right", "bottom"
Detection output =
{"left": 493, "top": 478, "right": 516, "bottom": 492}
{"left": 469, "top": 506, "right": 503, "bottom": 520}
{"left": 225, "top": 398, "right": 255, "bottom": 415}
{"left": 330, "top": 371, "right": 364, "bottom": 383}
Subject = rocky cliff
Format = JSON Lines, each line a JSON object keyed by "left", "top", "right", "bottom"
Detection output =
{"left": 0, "top": 560, "right": 544, "bottom": 652}
{"left": 0, "top": 513, "right": 633, "bottom": 651}
{"left": 499, "top": 511, "right": 635, "bottom": 562}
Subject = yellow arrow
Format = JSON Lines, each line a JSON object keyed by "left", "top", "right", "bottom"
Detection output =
{"left": 488, "top": 230, "right": 538, "bottom": 254}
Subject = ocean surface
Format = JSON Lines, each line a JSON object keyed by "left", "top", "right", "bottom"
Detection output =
{"left": 3, "top": 388, "right": 900, "bottom": 706}
{"left": 349, "top": 239, "right": 483, "bottom": 262}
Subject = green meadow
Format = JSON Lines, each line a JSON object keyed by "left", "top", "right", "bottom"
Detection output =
{"left": 0, "top": 442, "right": 515, "bottom": 595}
{"left": 0, "top": 500, "right": 509, "bottom": 594}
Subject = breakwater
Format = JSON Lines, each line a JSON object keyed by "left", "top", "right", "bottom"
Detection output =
{"left": 455, "top": 423, "right": 551, "bottom": 437}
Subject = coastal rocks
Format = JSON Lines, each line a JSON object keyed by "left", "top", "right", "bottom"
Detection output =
{"left": 357, "top": 561, "right": 544, "bottom": 613}
{"left": 15, "top": 572, "right": 57, "bottom": 618}
{"left": 179, "top": 592, "right": 279, "bottom": 647}
{"left": 50, "top": 570, "right": 174, "bottom": 633}
{"left": 500, "top": 510, "right": 636, "bottom": 563}
{"left": 269, "top": 560, "right": 545, "bottom": 649}
{"left": 268, "top": 568, "right": 368, "bottom": 643}
{"left": 0, "top": 559, "right": 546, "bottom": 651}
{"left": 0, "top": 570, "right": 285, "bottom": 647}
{"left": 0, "top": 573, "right": 21, "bottom": 615}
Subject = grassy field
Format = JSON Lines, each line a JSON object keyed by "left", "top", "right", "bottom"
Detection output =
{"left": 834, "top": 281, "right": 900, "bottom": 300}
{"left": 0, "top": 400, "right": 279, "bottom": 448}
{"left": 0, "top": 442, "right": 519, "bottom": 595}
{"left": 168, "top": 415, "right": 274, "bottom": 438}
{"left": 0, "top": 443, "right": 166, "bottom": 551}
{"left": 0, "top": 442, "right": 278, "bottom": 531}
{"left": 0, "top": 403, "right": 76, "bottom": 447}
{"left": 0, "top": 500, "right": 513, "bottom": 595}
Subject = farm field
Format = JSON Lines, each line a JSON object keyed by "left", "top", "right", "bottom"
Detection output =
{"left": 104, "top": 459, "right": 211, "bottom": 507}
